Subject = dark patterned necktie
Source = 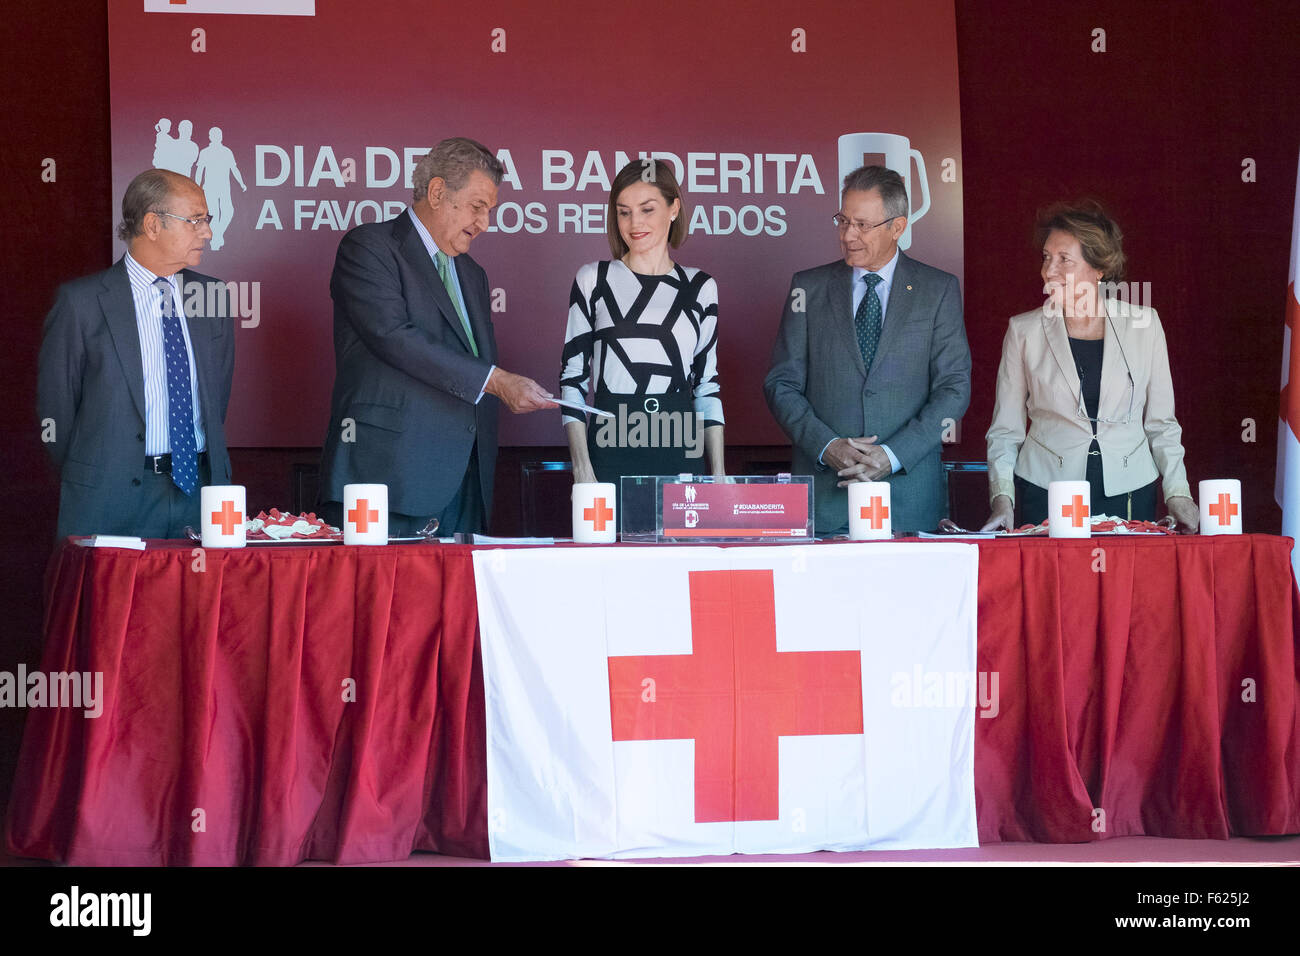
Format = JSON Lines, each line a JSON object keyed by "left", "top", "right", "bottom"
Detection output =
{"left": 155, "top": 277, "right": 198, "bottom": 495}
{"left": 855, "top": 272, "right": 884, "bottom": 371}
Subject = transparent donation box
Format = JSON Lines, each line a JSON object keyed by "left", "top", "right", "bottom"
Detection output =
{"left": 619, "top": 474, "right": 814, "bottom": 543}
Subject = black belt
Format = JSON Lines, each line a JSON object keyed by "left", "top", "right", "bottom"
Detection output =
{"left": 146, "top": 451, "right": 209, "bottom": 474}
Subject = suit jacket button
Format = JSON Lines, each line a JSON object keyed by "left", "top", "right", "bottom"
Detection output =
{"left": 132, "top": 478, "right": 142, "bottom": 486}
{"left": 467, "top": 424, "right": 476, "bottom": 434}
{"left": 136, "top": 433, "right": 145, "bottom": 442}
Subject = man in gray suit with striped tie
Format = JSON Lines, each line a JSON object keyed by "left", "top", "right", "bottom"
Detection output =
{"left": 37, "top": 168, "right": 235, "bottom": 539}
{"left": 764, "top": 165, "right": 971, "bottom": 534}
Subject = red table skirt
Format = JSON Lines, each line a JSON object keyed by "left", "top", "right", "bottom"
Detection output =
{"left": 7, "top": 535, "right": 1300, "bottom": 864}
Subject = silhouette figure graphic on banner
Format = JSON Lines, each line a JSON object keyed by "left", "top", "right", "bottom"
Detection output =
{"left": 152, "top": 118, "right": 173, "bottom": 168}
{"left": 154, "top": 119, "right": 199, "bottom": 177}
{"left": 194, "top": 127, "right": 247, "bottom": 251}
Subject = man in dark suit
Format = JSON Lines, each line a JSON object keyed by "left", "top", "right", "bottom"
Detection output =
{"left": 319, "top": 137, "right": 554, "bottom": 536}
{"left": 764, "top": 165, "right": 971, "bottom": 534}
{"left": 38, "top": 168, "right": 235, "bottom": 539}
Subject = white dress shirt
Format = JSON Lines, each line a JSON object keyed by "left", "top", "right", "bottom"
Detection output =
{"left": 123, "top": 251, "right": 206, "bottom": 456}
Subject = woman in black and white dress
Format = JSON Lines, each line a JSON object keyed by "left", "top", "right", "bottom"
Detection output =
{"left": 559, "top": 159, "right": 724, "bottom": 487}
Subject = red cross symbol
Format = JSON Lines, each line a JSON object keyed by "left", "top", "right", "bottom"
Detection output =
{"left": 608, "top": 569, "right": 863, "bottom": 822}
{"left": 584, "top": 497, "right": 613, "bottom": 531}
{"left": 1280, "top": 284, "right": 1300, "bottom": 439}
{"left": 211, "top": 500, "right": 243, "bottom": 535}
{"left": 348, "top": 499, "right": 379, "bottom": 532}
{"left": 859, "top": 496, "right": 889, "bottom": 529}
{"left": 1208, "top": 493, "right": 1238, "bottom": 526}
{"left": 1061, "top": 494, "right": 1090, "bottom": 527}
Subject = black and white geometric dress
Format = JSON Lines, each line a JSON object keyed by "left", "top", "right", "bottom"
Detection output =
{"left": 560, "top": 259, "right": 723, "bottom": 481}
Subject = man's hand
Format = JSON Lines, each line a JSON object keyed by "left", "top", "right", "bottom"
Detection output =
{"left": 834, "top": 436, "right": 892, "bottom": 486}
{"left": 822, "top": 436, "right": 874, "bottom": 472}
{"left": 484, "top": 368, "right": 556, "bottom": 413}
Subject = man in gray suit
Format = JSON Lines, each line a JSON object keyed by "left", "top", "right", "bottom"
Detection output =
{"left": 764, "top": 165, "right": 971, "bottom": 534}
{"left": 319, "top": 137, "right": 554, "bottom": 536}
{"left": 38, "top": 168, "right": 235, "bottom": 539}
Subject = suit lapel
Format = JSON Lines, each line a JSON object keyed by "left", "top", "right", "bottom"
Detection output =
{"left": 100, "top": 259, "right": 147, "bottom": 424}
{"left": 872, "top": 252, "right": 916, "bottom": 375}
{"left": 825, "top": 260, "right": 865, "bottom": 377}
{"left": 1099, "top": 300, "right": 1129, "bottom": 421}
{"left": 179, "top": 268, "right": 217, "bottom": 424}
{"left": 458, "top": 254, "right": 494, "bottom": 363}
{"left": 394, "top": 212, "right": 475, "bottom": 353}
{"left": 1040, "top": 306, "right": 1081, "bottom": 398}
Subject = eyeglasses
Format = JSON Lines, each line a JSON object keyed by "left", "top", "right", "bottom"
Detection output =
{"left": 1073, "top": 319, "right": 1136, "bottom": 425}
{"left": 832, "top": 213, "right": 898, "bottom": 234}
{"left": 1076, "top": 369, "right": 1134, "bottom": 425}
{"left": 152, "top": 210, "right": 214, "bottom": 228}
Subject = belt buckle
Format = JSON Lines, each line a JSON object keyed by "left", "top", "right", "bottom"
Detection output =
{"left": 149, "top": 455, "right": 165, "bottom": 474}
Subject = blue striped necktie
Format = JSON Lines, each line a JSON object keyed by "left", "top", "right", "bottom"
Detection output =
{"left": 155, "top": 276, "right": 198, "bottom": 496}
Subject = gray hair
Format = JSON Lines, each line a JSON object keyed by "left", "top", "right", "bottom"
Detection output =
{"left": 116, "top": 168, "right": 187, "bottom": 241}
{"left": 411, "top": 137, "right": 504, "bottom": 203}
{"left": 842, "top": 165, "right": 909, "bottom": 221}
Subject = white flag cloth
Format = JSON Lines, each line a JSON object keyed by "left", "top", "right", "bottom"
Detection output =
{"left": 473, "top": 543, "right": 979, "bottom": 861}
{"left": 1276, "top": 150, "right": 1300, "bottom": 583}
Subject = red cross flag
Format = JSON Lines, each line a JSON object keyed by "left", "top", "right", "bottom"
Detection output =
{"left": 473, "top": 543, "right": 979, "bottom": 860}
{"left": 1276, "top": 149, "right": 1300, "bottom": 580}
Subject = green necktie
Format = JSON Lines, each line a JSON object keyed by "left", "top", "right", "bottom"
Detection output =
{"left": 855, "top": 273, "right": 883, "bottom": 371}
{"left": 435, "top": 251, "right": 478, "bottom": 357}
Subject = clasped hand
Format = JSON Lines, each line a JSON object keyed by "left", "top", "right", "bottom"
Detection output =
{"left": 828, "top": 436, "right": 892, "bottom": 487}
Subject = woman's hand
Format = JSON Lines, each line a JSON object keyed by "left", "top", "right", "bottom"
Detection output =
{"left": 564, "top": 420, "right": 597, "bottom": 486}
{"left": 980, "top": 495, "right": 1015, "bottom": 532}
{"left": 1164, "top": 495, "right": 1199, "bottom": 534}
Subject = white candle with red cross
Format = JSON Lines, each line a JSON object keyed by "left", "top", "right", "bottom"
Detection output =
{"left": 1048, "top": 480, "right": 1092, "bottom": 538}
{"left": 572, "top": 482, "right": 617, "bottom": 543}
{"left": 1198, "top": 479, "right": 1242, "bottom": 535}
{"left": 200, "top": 485, "right": 247, "bottom": 548}
{"left": 848, "top": 482, "right": 891, "bottom": 540}
{"left": 343, "top": 483, "right": 389, "bottom": 545}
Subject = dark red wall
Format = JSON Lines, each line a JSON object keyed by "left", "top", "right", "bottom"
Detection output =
{"left": 3, "top": 1, "right": 1298, "bottom": 812}
{"left": 954, "top": 0, "right": 1299, "bottom": 533}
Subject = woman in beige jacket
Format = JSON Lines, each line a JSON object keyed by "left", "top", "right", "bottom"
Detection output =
{"left": 982, "top": 203, "right": 1198, "bottom": 532}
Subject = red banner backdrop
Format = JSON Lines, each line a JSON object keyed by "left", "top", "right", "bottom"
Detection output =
{"left": 108, "top": 0, "right": 962, "bottom": 447}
